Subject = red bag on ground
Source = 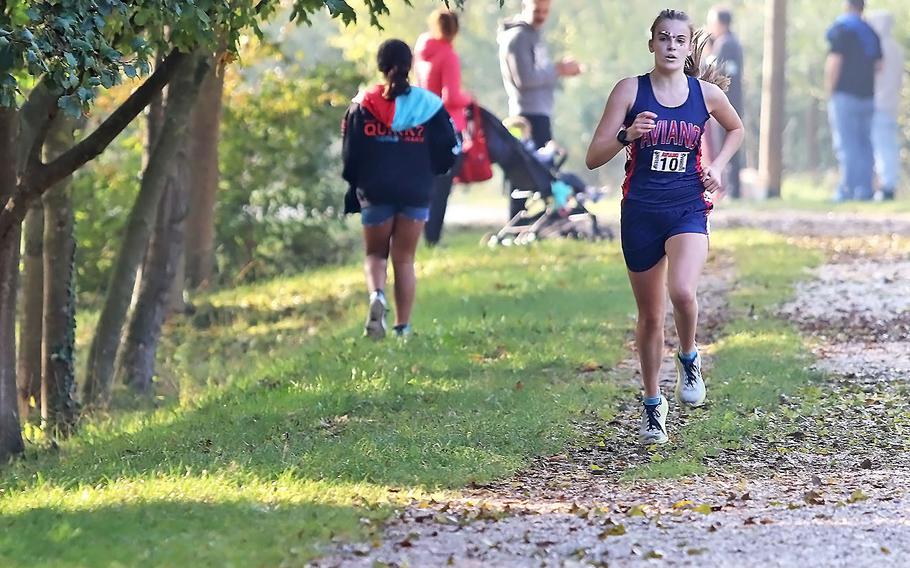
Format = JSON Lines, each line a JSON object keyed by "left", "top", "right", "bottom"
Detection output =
{"left": 454, "top": 102, "right": 493, "bottom": 184}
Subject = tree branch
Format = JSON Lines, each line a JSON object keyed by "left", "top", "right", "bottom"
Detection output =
{"left": 0, "top": 50, "right": 185, "bottom": 242}
{"left": 16, "top": 79, "right": 59, "bottom": 173}
{"left": 34, "top": 49, "right": 185, "bottom": 192}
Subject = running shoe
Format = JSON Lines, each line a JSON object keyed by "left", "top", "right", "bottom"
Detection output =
{"left": 638, "top": 396, "right": 669, "bottom": 445}
{"left": 393, "top": 323, "right": 412, "bottom": 338}
{"left": 675, "top": 351, "right": 707, "bottom": 407}
{"left": 364, "top": 291, "right": 387, "bottom": 340}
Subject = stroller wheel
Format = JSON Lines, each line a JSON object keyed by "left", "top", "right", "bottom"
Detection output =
{"left": 481, "top": 232, "right": 498, "bottom": 247}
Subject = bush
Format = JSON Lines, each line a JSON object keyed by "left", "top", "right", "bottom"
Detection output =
{"left": 217, "top": 62, "right": 364, "bottom": 284}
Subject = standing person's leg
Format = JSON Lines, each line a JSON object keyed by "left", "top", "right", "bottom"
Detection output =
{"left": 390, "top": 211, "right": 426, "bottom": 335}
{"left": 523, "top": 114, "right": 553, "bottom": 150}
{"left": 728, "top": 146, "right": 743, "bottom": 199}
{"left": 425, "top": 152, "right": 462, "bottom": 245}
{"left": 872, "top": 110, "right": 899, "bottom": 200}
{"left": 510, "top": 114, "right": 553, "bottom": 219}
{"left": 854, "top": 98, "right": 876, "bottom": 201}
{"left": 828, "top": 93, "right": 850, "bottom": 201}
{"left": 425, "top": 173, "right": 454, "bottom": 245}
{"left": 838, "top": 94, "right": 868, "bottom": 200}
{"left": 362, "top": 211, "right": 395, "bottom": 339}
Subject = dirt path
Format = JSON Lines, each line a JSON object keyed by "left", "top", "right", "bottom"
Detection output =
{"left": 313, "top": 214, "right": 910, "bottom": 567}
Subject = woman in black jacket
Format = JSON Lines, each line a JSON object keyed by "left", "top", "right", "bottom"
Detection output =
{"left": 342, "top": 39, "right": 460, "bottom": 339}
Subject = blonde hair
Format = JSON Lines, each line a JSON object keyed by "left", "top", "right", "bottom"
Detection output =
{"left": 428, "top": 8, "right": 459, "bottom": 40}
{"left": 650, "top": 9, "right": 731, "bottom": 91}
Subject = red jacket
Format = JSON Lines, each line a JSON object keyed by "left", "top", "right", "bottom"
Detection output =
{"left": 414, "top": 33, "right": 471, "bottom": 132}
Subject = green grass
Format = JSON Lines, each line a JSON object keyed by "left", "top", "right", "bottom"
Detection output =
{"left": 727, "top": 172, "right": 910, "bottom": 214}
{"left": 3, "top": 231, "right": 636, "bottom": 567}
{"left": 2, "top": 227, "right": 840, "bottom": 563}
{"left": 627, "top": 229, "right": 825, "bottom": 479}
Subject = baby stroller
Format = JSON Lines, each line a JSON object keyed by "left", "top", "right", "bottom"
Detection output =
{"left": 473, "top": 106, "right": 614, "bottom": 246}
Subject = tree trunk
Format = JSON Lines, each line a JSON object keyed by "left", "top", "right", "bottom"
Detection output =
{"left": 758, "top": 0, "right": 787, "bottom": 199}
{"left": 17, "top": 200, "right": 43, "bottom": 419}
{"left": 82, "top": 52, "right": 211, "bottom": 407}
{"left": 115, "top": 138, "right": 190, "bottom": 394}
{"left": 185, "top": 60, "right": 224, "bottom": 289}
{"left": 0, "top": 107, "right": 25, "bottom": 462}
{"left": 41, "top": 116, "right": 79, "bottom": 437}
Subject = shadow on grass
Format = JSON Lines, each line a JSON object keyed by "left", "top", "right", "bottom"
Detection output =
{"left": 5, "top": 250, "right": 635, "bottom": 491}
{"left": 0, "top": 501, "right": 371, "bottom": 567}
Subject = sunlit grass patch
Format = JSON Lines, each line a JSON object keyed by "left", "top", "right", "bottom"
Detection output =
{"left": 5, "top": 231, "right": 635, "bottom": 566}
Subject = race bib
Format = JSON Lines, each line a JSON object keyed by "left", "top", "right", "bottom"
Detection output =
{"left": 651, "top": 150, "right": 689, "bottom": 173}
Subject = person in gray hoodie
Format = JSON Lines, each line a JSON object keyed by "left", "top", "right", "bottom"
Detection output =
{"left": 498, "top": 0, "right": 581, "bottom": 217}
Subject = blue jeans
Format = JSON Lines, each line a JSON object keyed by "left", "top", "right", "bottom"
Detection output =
{"left": 828, "top": 93, "right": 875, "bottom": 201}
{"left": 873, "top": 110, "right": 900, "bottom": 194}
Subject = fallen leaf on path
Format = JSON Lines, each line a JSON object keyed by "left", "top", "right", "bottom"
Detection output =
{"left": 803, "top": 490, "right": 825, "bottom": 505}
{"left": 626, "top": 504, "right": 647, "bottom": 517}
{"left": 599, "top": 523, "right": 627, "bottom": 538}
{"left": 847, "top": 489, "right": 869, "bottom": 503}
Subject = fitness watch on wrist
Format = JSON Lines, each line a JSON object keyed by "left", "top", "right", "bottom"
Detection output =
{"left": 617, "top": 128, "right": 632, "bottom": 146}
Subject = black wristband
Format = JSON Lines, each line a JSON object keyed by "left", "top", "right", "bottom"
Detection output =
{"left": 617, "top": 129, "right": 632, "bottom": 146}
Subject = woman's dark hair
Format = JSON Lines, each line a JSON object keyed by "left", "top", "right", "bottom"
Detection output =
{"left": 377, "top": 39, "right": 412, "bottom": 100}
{"left": 650, "top": 9, "right": 731, "bottom": 91}
{"left": 429, "top": 8, "right": 459, "bottom": 40}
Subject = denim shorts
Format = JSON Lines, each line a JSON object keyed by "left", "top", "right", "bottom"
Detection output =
{"left": 361, "top": 204, "right": 431, "bottom": 226}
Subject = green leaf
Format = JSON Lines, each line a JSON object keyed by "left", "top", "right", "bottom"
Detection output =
{"left": 58, "top": 94, "right": 83, "bottom": 118}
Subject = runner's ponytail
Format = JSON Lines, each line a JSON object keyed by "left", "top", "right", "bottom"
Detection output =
{"left": 377, "top": 39, "right": 413, "bottom": 100}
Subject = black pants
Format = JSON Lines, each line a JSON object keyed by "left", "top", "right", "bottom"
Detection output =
{"left": 510, "top": 113, "right": 552, "bottom": 219}
{"left": 424, "top": 153, "right": 463, "bottom": 245}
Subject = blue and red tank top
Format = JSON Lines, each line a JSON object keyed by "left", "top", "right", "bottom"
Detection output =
{"left": 622, "top": 74, "right": 711, "bottom": 207}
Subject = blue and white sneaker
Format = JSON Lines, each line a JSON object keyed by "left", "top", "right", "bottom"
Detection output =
{"left": 675, "top": 351, "right": 707, "bottom": 407}
{"left": 393, "top": 323, "right": 412, "bottom": 338}
{"left": 364, "top": 291, "right": 387, "bottom": 340}
{"left": 639, "top": 396, "right": 669, "bottom": 445}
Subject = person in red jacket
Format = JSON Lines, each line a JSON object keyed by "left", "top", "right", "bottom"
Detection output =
{"left": 415, "top": 8, "right": 472, "bottom": 245}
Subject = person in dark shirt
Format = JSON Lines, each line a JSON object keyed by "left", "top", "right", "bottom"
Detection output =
{"left": 342, "top": 39, "right": 460, "bottom": 339}
{"left": 825, "top": 0, "right": 882, "bottom": 201}
{"left": 706, "top": 6, "right": 744, "bottom": 198}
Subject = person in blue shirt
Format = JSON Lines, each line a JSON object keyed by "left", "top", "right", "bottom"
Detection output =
{"left": 585, "top": 9, "right": 743, "bottom": 445}
{"left": 825, "top": 0, "right": 883, "bottom": 201}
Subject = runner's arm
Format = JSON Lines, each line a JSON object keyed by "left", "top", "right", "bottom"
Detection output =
{"left": 585, "top": 77, "right": 638, "bottom": 170}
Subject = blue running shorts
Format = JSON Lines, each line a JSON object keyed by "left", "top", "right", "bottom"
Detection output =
{"left": 620, "top": 198, "right": 711, "bottom": 273}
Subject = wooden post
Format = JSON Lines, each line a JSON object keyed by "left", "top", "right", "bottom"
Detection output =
{"left": 758, "top": 0, "right": 787, "bottom": 199}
